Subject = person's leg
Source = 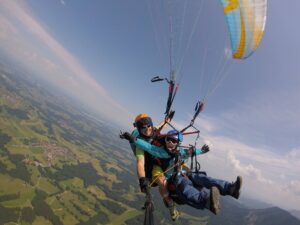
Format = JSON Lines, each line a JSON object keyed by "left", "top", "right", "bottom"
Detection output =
{"left": 189, "top": 173, "right": 230, "bottom": 195}
{"left": 189, "top": 173, "right": 243, "bottom": 198}
{"left": 228, "top": 176, "right": 243, "bottom": 199}
{"left": 152, "top": 166, "right": 179, "bottom": 221}
{"left": 175, "top": 175, "right": 220, "bottom": 214}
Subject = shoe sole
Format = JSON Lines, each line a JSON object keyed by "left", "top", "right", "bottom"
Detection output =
{"left": 210, "top": 186, "right": 221, "bottom": 215}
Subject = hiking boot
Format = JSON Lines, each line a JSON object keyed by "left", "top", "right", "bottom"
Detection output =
{"left": 208, "top": 186, "right": 221, "bottom": 215}
{"left": 163, "top": 197, "right": 180, "bottom": 221}
{"left": 169, "top": 204, "right": 180, "bottom": 221}
{"left": 229, "top": 176, "right": 243, "bottom": 199}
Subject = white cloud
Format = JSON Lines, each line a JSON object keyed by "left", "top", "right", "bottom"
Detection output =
{"left": 283, "top": 180, "right": 300, "bottom": 197}
{"left": 60, "top": 0, "right": 66, "bottom": 6}
{"left": 165, "top": 109, "right": 300, "bottom": 209}
{"left": 0, "top": 1, "right": 132, "bottom": 127}
{"left": 227, "top": 151, "right": 273, "bottom": 185}
{"left": 0, "top": 14, "right": 18, "bottom": 39}
{"left": 195, "top": 115, "right": 216, "bottom": 133}
{"left": 285, "top": 148, "right": 300, "bottom": 163}
{"left": 198, "top": 131, "right": 300, "bottom": 210}
{"left": 168, "top": 114, "right": 297, "bottom": 210}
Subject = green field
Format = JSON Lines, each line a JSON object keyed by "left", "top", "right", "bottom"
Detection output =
{"left": 0, "top": 70, "right": 146, "bottom": 225}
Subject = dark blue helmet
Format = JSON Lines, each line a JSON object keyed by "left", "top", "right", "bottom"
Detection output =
{"left": 166, "top": 130, "right": 183, "bottom": 143}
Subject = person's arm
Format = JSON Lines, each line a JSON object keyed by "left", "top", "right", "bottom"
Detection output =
{"left": 156, "top": 120, "right": 167, "bottom": 130}
{"left": 156, "top": 112, "right": 173, "bottom": 130}
{"left": 194, "top": 148, "right": 205, "bottom": 155}
{"left": 179, "top": 145, "right": 208, "bottom": 159}
{"left": 195, "top": 144, "right": 209, "bottom": 155}
{"left": 136, "top": 158, "right": 145, "bottom": 178}
{"left": 134, "top": 138, "right": 170, "bottom": 158}
{"left": 135, "top": 148, "right": 151, "bottom": 193}
{"left": 131, "top": 129, "right": 139, "bottom": 138}
{"left": 135, "top": 148, "right": 146, "bottom": 178}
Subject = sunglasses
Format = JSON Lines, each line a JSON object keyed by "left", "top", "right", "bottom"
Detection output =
{"left": 141, "top": 124, "right": 152, "bottom": 130}
{"left": 166, "top": 137, "right": 178, "bottom": 144}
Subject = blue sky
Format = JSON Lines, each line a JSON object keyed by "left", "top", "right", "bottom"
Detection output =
{"left": 0, "top": 0, "right": 299, "bottom": 210}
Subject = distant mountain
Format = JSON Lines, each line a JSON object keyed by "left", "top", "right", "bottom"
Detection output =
{"left": 239, "top": 196, "right": 273, "bottom": 209}
{"left": 1, "top": 63, "right": 299, "bottom": 225}
{"left": 290, "top": 210, "right": 300, "bottom": 221}
{"left": 247, "top": 207, "right": 300, "bottom": 225}
{"left": 180, "top": 197, "right": 300, "bottom": 225}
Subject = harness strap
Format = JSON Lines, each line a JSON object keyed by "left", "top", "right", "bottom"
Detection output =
{"left": 190, "top": 146, "right": 201, "bottom": 173}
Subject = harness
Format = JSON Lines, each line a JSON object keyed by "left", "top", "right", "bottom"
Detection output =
{"left": 166, "top": 153, "right": 186, "bottom": 205}
{"left": 166, "top": 146, "right": 207, "bottom": 204}
{"left": 190, "top": 145, "right": 201, "bottom": 173}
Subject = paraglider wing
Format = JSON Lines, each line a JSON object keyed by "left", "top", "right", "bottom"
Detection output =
{"left": 220, "top": 0, "right": 267, "bottom": 59}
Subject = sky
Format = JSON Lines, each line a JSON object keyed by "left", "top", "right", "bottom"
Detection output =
{"left": 0, "top": 0, "right": 299, "bottom": 210}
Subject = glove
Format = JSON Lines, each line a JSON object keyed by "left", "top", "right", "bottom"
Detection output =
{"left": 139, "top": 177, "right": 150, "bottom": 193}
{"left": 201, "top": 144, "right": 209, "bottom": 154}
{"left": 165, "top": 110, "right": 175, "bottom": 123}
{"left": 119, "top": 132, "right": 135, "bottom": 143}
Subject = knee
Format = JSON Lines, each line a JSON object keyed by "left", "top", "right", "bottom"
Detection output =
{"left": 156, "top": 176, "right": 167, "bottom": 187}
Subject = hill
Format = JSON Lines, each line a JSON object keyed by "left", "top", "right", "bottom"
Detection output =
{"left": 0, "top": 64, "right": 144, "bottom": 225}
{"left": 290, "top": 210, "right": 300, "bottom": 221}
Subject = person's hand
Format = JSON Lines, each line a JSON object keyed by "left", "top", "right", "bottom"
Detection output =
{"left": 119, "top": 132, "right": 135, "bottom": 143}
{"left": 201, "top": 144, "right": 209, "bottom": 154}
{"left": 165, "top": 110, "right": 175, "bottom": 123}
{"left": 139, "top": 177, "right": 150, "bottom": 193}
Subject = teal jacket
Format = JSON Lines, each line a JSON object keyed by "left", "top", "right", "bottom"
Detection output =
{"left": 129, "top": 129, "right": 140, "bottom": 155}
{"left": 134, "top": 138, "right": 205, "bottom": 159}
{"left": 133, "top": 138, "right": 206, "bottom": 179}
